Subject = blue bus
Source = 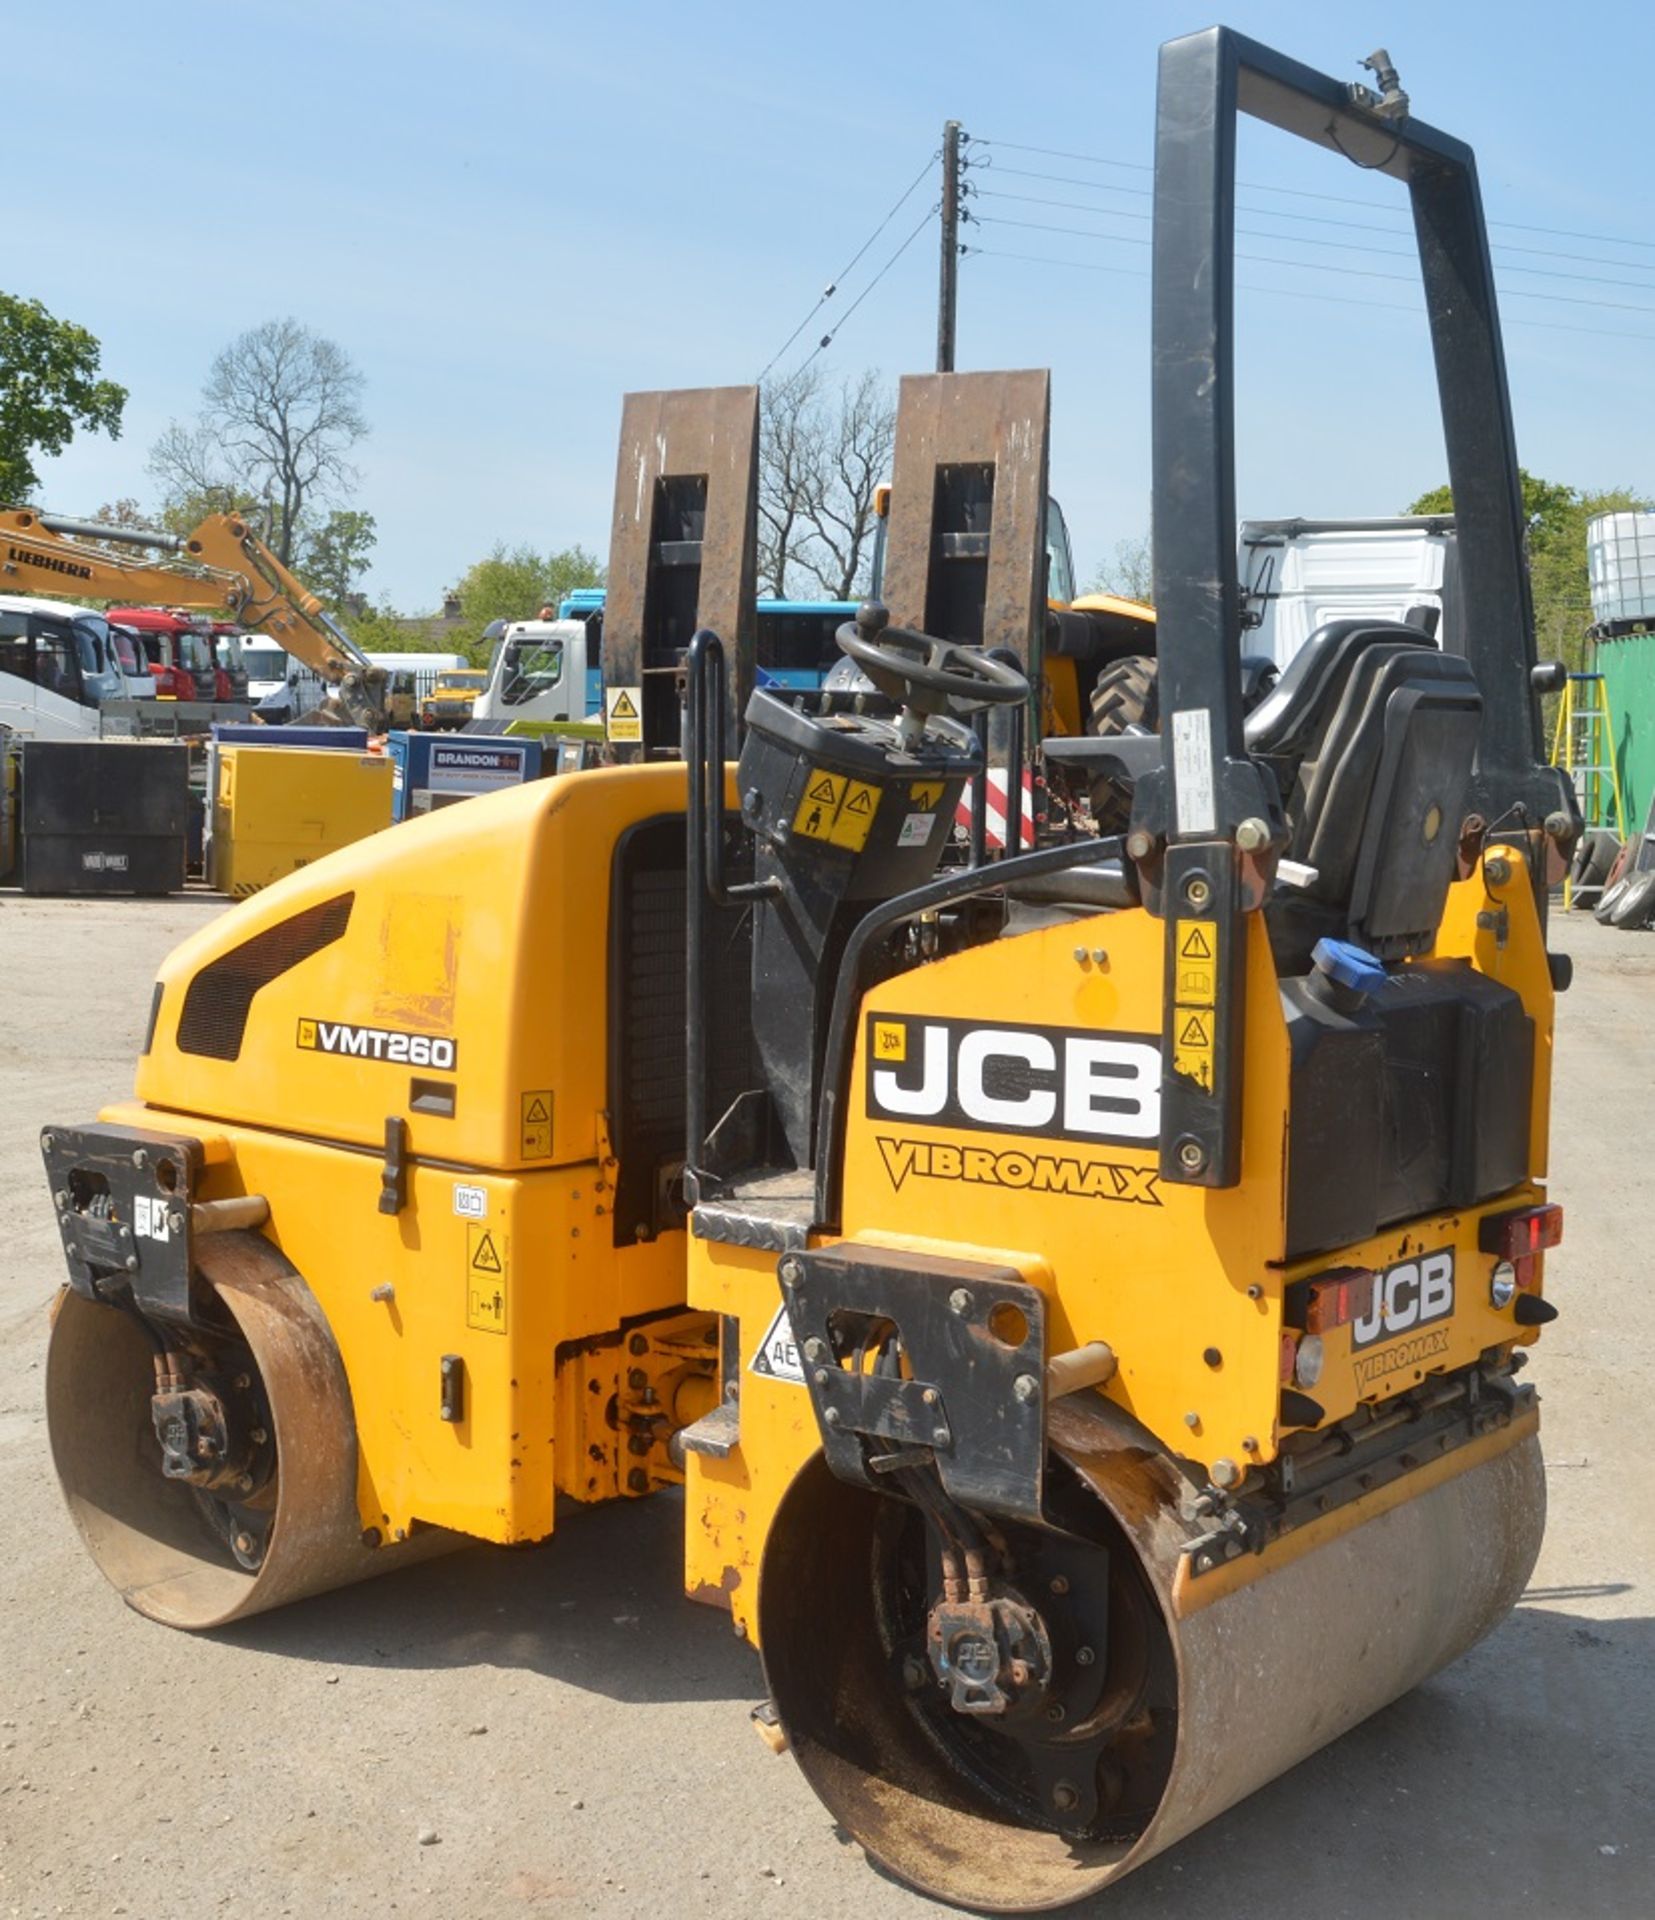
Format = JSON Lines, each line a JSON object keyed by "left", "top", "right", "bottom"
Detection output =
{"left": 555, "top": 591, "right": 857, "bottom": 715}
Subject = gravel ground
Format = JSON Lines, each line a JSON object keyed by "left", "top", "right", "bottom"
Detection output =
{"left": 0, "top": 894, "right": 1650, "bottom": 1919}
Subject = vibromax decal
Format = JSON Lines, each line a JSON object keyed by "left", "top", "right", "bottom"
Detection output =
{"left": 876, "top": 1136, "right": 1160, "bottom": 1206}
{"left": 297, "top": 1018, "right": 456, "bottom": 1069}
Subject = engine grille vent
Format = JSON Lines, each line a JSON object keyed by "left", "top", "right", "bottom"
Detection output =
{"left": 175, "top": 893, "right": 355, "bottom": 1061}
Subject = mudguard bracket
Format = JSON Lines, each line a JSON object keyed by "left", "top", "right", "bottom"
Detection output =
{"left": 41, "top": 1122, "right": 204, "bottom": 1326}
{"left": 780, "top": 1243, "right": 1047, "bottom": 1524}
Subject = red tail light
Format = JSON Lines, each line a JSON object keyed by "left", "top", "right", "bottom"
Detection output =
{"left": 1479, "top": 1203, "right": 1563, "bottom": 1262}
{"left": 1480, "top": 1202, "right": 1562, "bottom": 1292}
{"left": 1284, "top": 1265, "right": 1378, "bottom": 1333}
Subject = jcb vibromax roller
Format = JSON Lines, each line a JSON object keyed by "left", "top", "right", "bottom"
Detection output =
{"left": 43, "top": 28, "right": 1577, "bottom": 1911}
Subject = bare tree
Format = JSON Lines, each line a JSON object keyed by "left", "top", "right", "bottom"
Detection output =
{"left": 145, "top": 424, "right": 255, "bottom": 528}
{"left": 757, "top": 366, "right": 825, "bottom": 598}
{"left": 796, "top": 370, "right": 896, "bottom": 601}
{"left": 758, "top": 366, "right": 895, "bottom": 600}
{"left": 150, "top": 319, "right": 367, "bottom": 564}
{"left": 1087, "top": 532, "right": 1153, "bottom": 606}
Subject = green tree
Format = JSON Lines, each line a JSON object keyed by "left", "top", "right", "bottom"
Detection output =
{"left": 0, "top": 294, "right": 128, "bottom": 500}
{"left": 297, "top": 509, "right": 377, "bottom": 610}
{"left": 344, "top": 604, "right": 420, "bottom": 652}
{"left": 447, "top": 542, "right": 605, "bottom": 659}
{"left": 1406, "top": 471, "right": 1652, "bottom": 673}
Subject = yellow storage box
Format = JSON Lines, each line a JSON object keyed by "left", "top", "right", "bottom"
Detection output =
{"left": 211, "top": 746, "right": 392, "bottom": 897}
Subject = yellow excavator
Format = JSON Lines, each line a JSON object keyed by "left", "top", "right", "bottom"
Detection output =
{"left": 0, "top": 505, "right": 387, "bottom": 729}
{"left": 38, "top": 29, "right": 1580, "bottom": 1910}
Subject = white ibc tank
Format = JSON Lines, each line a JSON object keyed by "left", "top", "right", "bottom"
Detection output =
{"left": 1587, "top": 511, "right": 1655, "bottom": 626}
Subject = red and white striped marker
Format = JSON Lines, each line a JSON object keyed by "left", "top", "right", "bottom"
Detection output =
{"left": 956, "top": 768, "right": 1037, "bottom": 850}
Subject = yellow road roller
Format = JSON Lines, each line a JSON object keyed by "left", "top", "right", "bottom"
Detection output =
{"left": 42, "top": 27, "right": 1579, "bottom": 1911}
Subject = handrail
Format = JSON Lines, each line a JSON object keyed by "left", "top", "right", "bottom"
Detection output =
{"left": 683, "top": 629, "right": 777, "bottom": 1199}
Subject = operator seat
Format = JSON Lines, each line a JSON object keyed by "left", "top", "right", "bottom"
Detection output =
{"left": 1247, "top": 619, "right": 1483, "bottom": 968}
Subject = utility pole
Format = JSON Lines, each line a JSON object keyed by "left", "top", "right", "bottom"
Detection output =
{"left": 937, "top": 120, "right": 963, "bottom": 372}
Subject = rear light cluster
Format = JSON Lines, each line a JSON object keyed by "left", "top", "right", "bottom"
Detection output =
{"left": 1289, "top": 1265, "right": 1378, "bottom": 1334}
{"left": 1478, "top": 1202, "right": 1563, "bottom": 1291}
{"left": 1281, "top": 1264, "right": 1378, "bottom": 1389}
{"left": 1276, "top": 1203, "right": 1563, "bottom": 1388}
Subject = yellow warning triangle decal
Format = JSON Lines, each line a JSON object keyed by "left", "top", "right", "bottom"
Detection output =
{"left": 1179, "top": 925, "right": 1213, "bottom": 959}
{"left": 524, "top": 1096, "right": 549, "bottom": 1123}
{"left": 471, "top": 1231, "right": 503, "bottom": 1273}
{"left": 1178, "top": 1013, "right": 1211, "bottom": 1048}
{"left": 807, "top": 773, "right": 839, "bottom": 803}
{"left": 844, "top": 787, "right": 874, "bottom": 813}
{"left": 610, "top": 691, "right": 638, "bottom": 718}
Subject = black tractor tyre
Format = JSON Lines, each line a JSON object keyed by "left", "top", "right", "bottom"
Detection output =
{"left": 1570, "top": 827, "right": 1620, "bottom": 898}
{"left": 1086, "top": 655, "right": 1160, "bottom": 834}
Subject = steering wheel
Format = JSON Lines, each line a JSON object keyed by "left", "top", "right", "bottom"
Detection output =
{"left": 835, "top": 602, "right": 1028, "bottom": 719}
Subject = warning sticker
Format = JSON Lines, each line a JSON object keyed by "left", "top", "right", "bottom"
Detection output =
{"left": 520, "top": 1089, "right": 553, "bottom": 1158}
{"left": 749, "top": 1303, "right": 806, "bottom": 1384}
{"left": 1174, "top": 920, "right": 1217, "bottom": 1006}
{"left": 1173, "top": 1006, "right": 1215, "bottom": 1092}
{"left": 792, "top": 770, "right": 881, "bottom": 850}
{"left": 792, "top": 770, "right": 847, "bottom": 840}
{"left": 897, "top": 810, "right": 937, "bottom": 849}
{"left": 466, "top": 1224, "right": 508, "bottom": 1333}
{"left": 133, "top": 1194, "right": 170, "bottom": 1242}
{"left": 909, "top": 780, "right": 945, "bottom": 810}
{"left": 605, "top": 686, "right": 643, "bottom": 743}
{"left": 1171, "top": 707, "right": 1217, "bottom": 837}
{"left": 827, "top": 779, "right": 880, "bottom": 851}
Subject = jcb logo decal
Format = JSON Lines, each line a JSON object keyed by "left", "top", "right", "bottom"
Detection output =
{"left": 877, "top": 1136, "right": 1160, "bottom": 1206}
{"left": 1351, "top": 1249, "right": 1454, "bottom": 1352}
{"left": 866, "top": 1013, "right": 1160, "bottom": 1145}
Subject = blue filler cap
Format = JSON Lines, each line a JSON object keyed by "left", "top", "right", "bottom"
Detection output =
{"left": 1312, "top": 937, "right": 1389, "bottom": 995}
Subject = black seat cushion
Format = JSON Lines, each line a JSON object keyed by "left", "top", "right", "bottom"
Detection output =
{"left": 1245, "top": 618, "right": 1433, "bottom": 764}
{"left": 1269, "top": 637, "right": 1481, "bottom": 964}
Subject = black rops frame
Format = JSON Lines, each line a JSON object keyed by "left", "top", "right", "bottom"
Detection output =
{"left": 1143, "top": 28, "right": 1576, "bottom": 1192}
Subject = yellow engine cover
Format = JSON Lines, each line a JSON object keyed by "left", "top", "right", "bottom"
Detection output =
{"left": 116, "top": 764, "right": 716, "bottom": 1547}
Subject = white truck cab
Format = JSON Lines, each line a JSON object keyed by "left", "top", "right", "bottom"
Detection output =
{"left": 239, "top": 637, "right": 294, "bottom": 704}
{"left": 473, "top": 618, "right": 590, "bottom": 727}
{"left": 106, "top": 621, "right": 157, "bottom": 699}
{"left": 1238, "top": 516, "right": 1455, "bottom": 670}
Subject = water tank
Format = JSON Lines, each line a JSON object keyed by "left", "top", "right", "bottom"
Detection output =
{"left": 1587, "top": 511, "right": 1655, "bottom": 627}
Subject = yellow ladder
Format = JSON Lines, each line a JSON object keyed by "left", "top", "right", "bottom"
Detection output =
{"left": 1550, "top": 671, "right": 1626, "bottom": 907}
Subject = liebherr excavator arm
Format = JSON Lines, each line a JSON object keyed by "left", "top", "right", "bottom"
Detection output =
{"left": 0, "top": 506, "right": 387, "bottom": 729}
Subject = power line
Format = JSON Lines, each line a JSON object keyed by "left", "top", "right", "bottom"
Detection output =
{"left": 975, "top": 135, "right": 1655, "bottom": 255}
{"left": 973, "top": 169, "right": 1655, "bottom": 276}
{"left": 973, "top": 188, "right": 1655, "bottom": 291}
{"left": 962, "top": 244, "right": 1655, "bottom": 344}
{"left": 784, "top": 201, "right": 939, "bottom": 381}
{"left": 972, "top": 213, "right": 1655, "bottom": 317}
{"left": 757, "top": 152, "right": 938, "bottom": 382}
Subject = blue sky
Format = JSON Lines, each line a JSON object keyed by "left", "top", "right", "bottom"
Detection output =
{"left": 19, "top": 0, "right": 1655, "bottom": 609}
